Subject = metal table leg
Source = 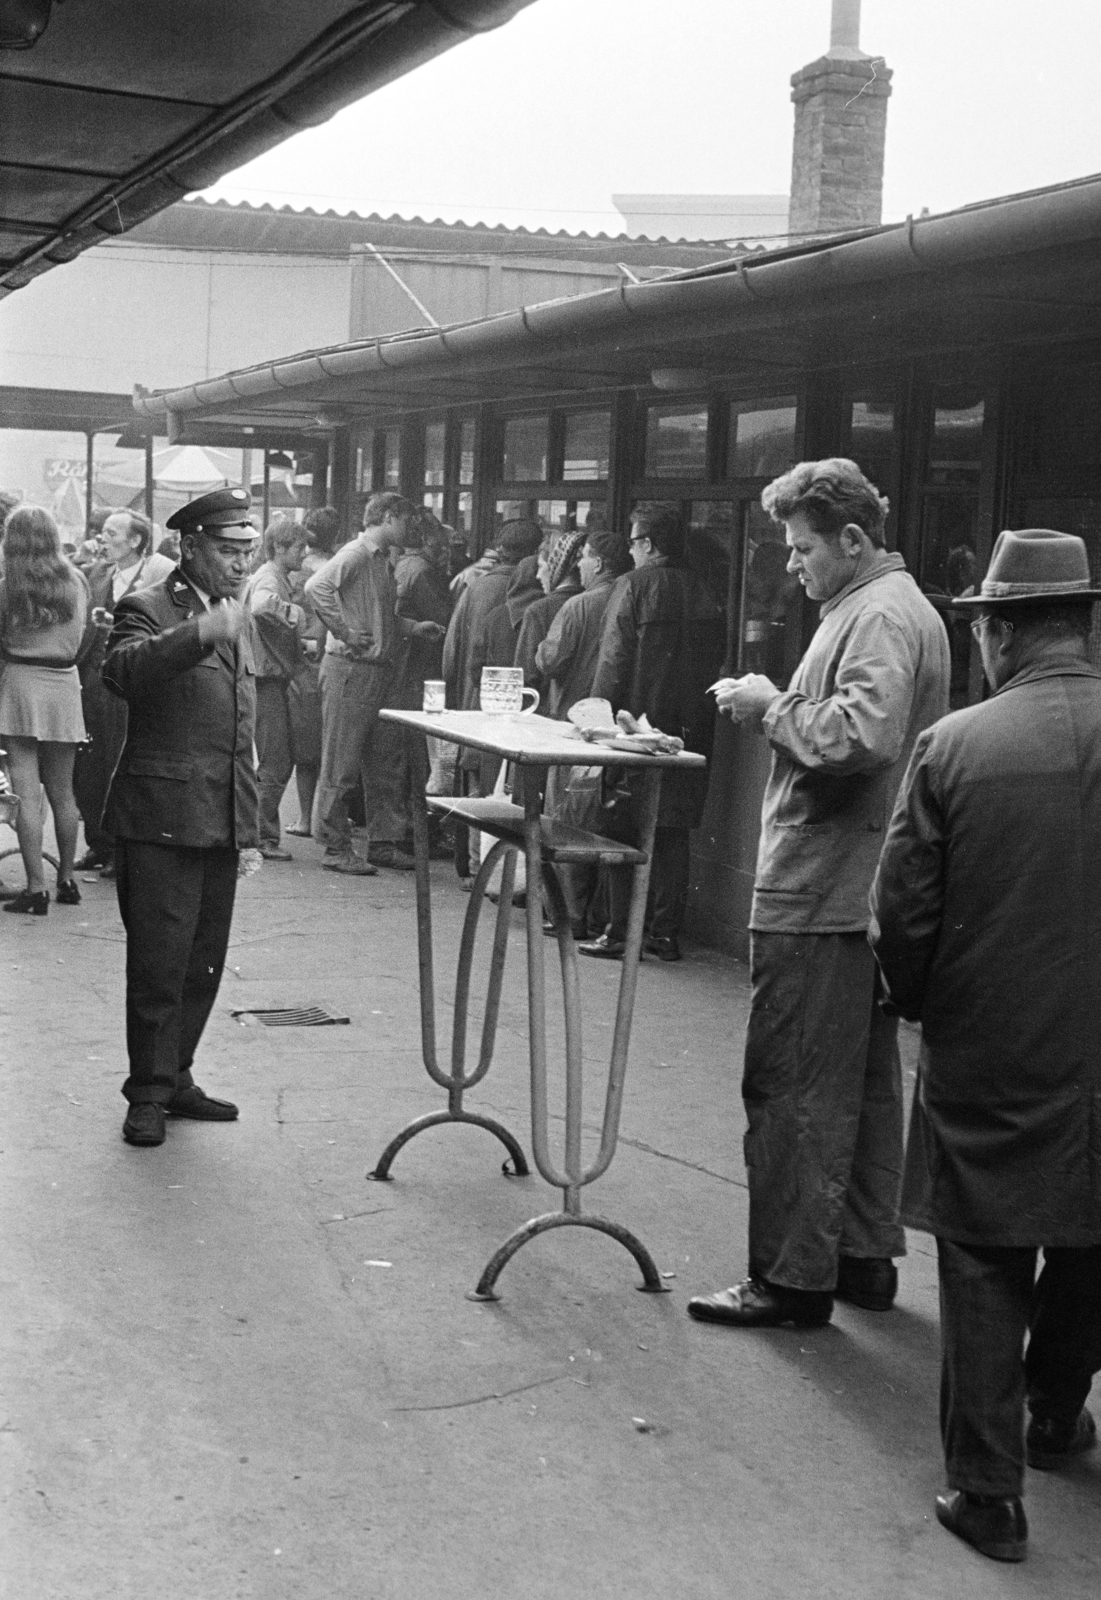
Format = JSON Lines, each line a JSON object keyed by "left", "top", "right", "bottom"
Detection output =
{"left": 469, "top": 765, "right": 668, "bottom": 1300}
{"left": 369, "top": 732, "right": 529, "bottom": 1181}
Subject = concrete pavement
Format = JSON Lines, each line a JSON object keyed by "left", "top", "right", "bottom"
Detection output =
{"left": 1, "top": 830, "right": 1098, "bottom": 1599}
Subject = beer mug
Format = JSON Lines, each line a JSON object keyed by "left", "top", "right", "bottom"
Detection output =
{"left": 479, "top": 666, "right": 539, "bottom": 715}
{"left": 422, "top": 679, "right": 446, "bottom": 712}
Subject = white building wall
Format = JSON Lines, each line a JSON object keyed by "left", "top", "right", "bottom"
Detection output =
{"left": 0, "top": 241, "right": 352, "bottom": 393}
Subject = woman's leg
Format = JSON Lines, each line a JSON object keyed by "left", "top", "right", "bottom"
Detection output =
{"left": 38, "top": 741, "right": 80, "bottom": 885}
{"left": 4, "top": 736, "right": 45, "bottom": 891}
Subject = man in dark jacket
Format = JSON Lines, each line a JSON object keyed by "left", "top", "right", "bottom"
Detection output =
{"left": 581, "top": 502, "right": 723, "bottom": 963}
{"left": 441, "top": 519, "right": 542, "bottom": 711}
{"left": 102, "top": 488, "right": 260, "bottom": 1149}
{"left": 870, "top": 528, "right": 1101, "bottom": 1565}
{"left": 515, "top": 530, "right": 585, "bottom": 700}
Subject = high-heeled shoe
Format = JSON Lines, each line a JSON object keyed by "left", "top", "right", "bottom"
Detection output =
{"left": 56, "top": 879, "right": 81, "bottom": 905}
{"left": 2, "top": 889, "right": 49, "bottom": 916}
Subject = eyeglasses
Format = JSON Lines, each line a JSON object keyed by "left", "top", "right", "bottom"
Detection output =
{"left": 629, "top": 535, "right": 649, "bottom": 546}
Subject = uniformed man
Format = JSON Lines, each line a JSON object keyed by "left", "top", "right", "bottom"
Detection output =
{"left": 102, "top": 488, "right": 260, "bottom": 1148}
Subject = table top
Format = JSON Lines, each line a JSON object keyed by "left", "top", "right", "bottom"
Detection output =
{"left": 381, "top": 708, "right": 706, "bottom": 769}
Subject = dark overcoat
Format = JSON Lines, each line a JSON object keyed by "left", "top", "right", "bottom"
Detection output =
{"left": 869, "top": 659, "right": 1101, "bottom": 1247}
{"left": 101, "top": 571, "right": 259, "bottom": 850}
{"left": 590, "top": 558, "right": 723, "bottom": 826}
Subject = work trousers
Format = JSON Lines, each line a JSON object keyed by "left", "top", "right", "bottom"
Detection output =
{"left": 937, "top": 1237, "right": 1101, "bottom": 1497}
{"left": 254, "top": 677, "right": 293, "bottom": 849}
{"left": 742, "top": 931, "right": 905, "bottom": 1293}
{"left": 115, "top": 839, "right": 238, "bottom": 1106}
{"left": 316, "top": 655, "right": 393, "bottom": 852}
{"left": 361, "top": 666, "right": 419, "bottom": 846}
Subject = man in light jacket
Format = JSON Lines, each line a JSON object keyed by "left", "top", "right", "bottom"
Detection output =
{"left": 869, "top": 528, "right": 1101, "bottom": 1564}
{"left": 689, "top": 459, "right": 949, "bottom": 1329}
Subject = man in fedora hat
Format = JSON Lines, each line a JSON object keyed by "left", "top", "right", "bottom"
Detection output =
{"left": 870, "top": 528, "right": 1101, "bottom": 1562}
{"left": 102, "top": 487, "right": 260, "bottom": 1148}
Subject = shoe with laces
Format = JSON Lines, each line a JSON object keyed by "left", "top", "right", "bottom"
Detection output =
{"left": 366, "top": 842, "right": 416, "bottom": 871}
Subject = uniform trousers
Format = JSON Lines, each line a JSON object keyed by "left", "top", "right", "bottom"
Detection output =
{"left": 254, "top": 677, "right": 293, "bottom": 848}
{"left": 316, "top": 654, "right": 393, "bottom": 852}
{"left": 937, "top": 1238, "right": 1101, "bottom": 1498}
{"left": 115, "top": 839, "right": 238, "bottom": 1106}
{"left": 742, "top": 931, "right": 905, "bottom": 1293}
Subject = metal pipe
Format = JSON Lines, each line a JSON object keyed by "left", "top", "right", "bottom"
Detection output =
{"left": 134, "top": 174, "right": 1101, "bottom": 427}
{"left": 586, "top": 768, "right": 661, "bottom": 1186}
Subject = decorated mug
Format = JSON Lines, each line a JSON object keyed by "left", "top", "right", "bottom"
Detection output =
{"left": 480, "top": 666, "right": 539, "bottom": 715}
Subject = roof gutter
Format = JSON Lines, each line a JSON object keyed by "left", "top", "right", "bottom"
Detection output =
{"left": 4, "top": 0, "right": 535, "bottom": 294}
{"left": 135, "top": 172, "right": 1101, "bottom": 426}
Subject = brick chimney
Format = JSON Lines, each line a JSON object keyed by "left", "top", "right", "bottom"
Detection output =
{"left": 787, "top": 0, "right": 892, "bottom": 239}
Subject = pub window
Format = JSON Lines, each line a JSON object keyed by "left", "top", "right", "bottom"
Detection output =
{"left": 383, "top": 429, "right": 401, "bottom": 489}
{"left": 502, "top": 414, "right": 548, "bottom": 482}
{"left": 928, "top": 394, "right": 984, "bottom": 487}
{"left": 354, "top": 431, "right": 374, "bottom": 494}
{"left": 645, "top": 403, "right": 709, "bottom": 479}
{"left": 459, "top": 418, "right": 476, "bottom": 484}
{"left": 848, "top": 397, "right": 896, "bottom": 493}
{"left": 736, "top": 502, "right": 804, "bottom": 688}
{"left": 919, "top": 386, "right": 986, "bottom": 709}
{"left": 727, "top": 398, "right": 797, "bottom": 479}
{"left": 424, "top": 421, "right": 446, "bottom": 487}
{"left": 423, "top": 491, "right": 445, "bottom": 519}
{"left": 562, "top": 409, "right": 611, "bottom": 480}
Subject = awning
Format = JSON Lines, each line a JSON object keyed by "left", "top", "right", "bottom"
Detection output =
{"left": 131, "top": 171, "right": 1101, "bottom": 441}
{"left": 0, "top": 0, "right": 536, "bottom": 297}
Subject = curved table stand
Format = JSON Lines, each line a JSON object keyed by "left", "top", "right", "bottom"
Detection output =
{"left": 371, "top": 711, "right": 704, "bottom": 1301}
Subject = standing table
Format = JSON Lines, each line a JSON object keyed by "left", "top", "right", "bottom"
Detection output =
{"left": 370, "top": 708, "right": 706, "bottom": 1300}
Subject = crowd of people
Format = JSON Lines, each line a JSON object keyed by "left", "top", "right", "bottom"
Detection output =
{"left": 1, "top": 458, "right": 1099, "bottom": 1567}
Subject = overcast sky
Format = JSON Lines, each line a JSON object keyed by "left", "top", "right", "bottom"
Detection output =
{"left": 203, "top": 0, "right": 1101, "bottom": 238}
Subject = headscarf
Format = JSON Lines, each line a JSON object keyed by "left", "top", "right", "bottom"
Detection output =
{"left": 546, "top": 530, "right": 586, "bottom": 591}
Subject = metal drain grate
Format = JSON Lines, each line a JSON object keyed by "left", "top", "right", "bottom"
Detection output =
{"left": 231, "top": 1006, "right": 350, "bottom": 1027}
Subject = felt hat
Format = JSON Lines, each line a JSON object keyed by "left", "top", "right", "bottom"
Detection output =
{"left": 166, "top": 487, "right": 254, "bottom": 538}
{"left": 546, "top": 530, "right": 586, "bottom": 590}
{"left": 952, "top": 528, "right": 1101, "bottom": 606}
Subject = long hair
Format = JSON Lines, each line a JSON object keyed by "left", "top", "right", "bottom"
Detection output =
{"left": 1, "top": 505, "right": 79, "bottom": 632}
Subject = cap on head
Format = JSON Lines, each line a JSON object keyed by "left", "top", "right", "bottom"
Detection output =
{"left": 166, "top": 487, "right": 254, "bottom": 541}
{"left": 952, "top": 528, "right": 1101, "bottom": 606}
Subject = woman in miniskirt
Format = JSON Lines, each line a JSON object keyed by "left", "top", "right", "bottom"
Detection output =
{"left": 0, "top": 505, "right": 90, "bottom": 914}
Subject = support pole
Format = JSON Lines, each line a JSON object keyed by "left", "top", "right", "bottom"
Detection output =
{"left": 144, "top": 433, "right": 154, "bottom": 521}
{"left": 84, "top": 431, "right": 94, "bottom": 532}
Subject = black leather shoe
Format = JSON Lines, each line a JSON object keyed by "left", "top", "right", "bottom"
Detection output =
{"left": 935, "top": 1490, "right": 1027, "bottom": 1562}
{"left": 1027, "top": 1407, "right": 1096, "bottom": 1470}
{"left": 687, "top": 1277, "right": 833, "bottom": 1328}
{"left": 123, "top": 1103, "right": 166, "bottom": 1146}
{"left": 835, "top": 1255, "right": 898, "bottom": 1311}
{"left": 578, "top": 934, "right": 633, "bottom": 960}
{"left": 645, "top": 934, "right": 681, "bottom": 962}
{"left": 367, "top": 842, "right": 415, "bottom": 871}
{"left": 2, "top": 889, "right": 48, "bottom": 915}
{"left": 56, "top": 878, "right": 81, "bottom": 905}
{"left": 77, "top": 848, "right": 109, "bottom": 870}
{"left": 166, "top": 1085, "right": 239, "bottom": 1121}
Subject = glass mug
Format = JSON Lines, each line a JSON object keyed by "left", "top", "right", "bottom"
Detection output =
{"left": 479, "top": 666, "right": 540, "bottom": 715}
{"left": 422, "top": 679, "right": 446, "bottom": 712}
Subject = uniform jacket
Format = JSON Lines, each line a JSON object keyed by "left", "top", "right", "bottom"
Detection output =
{"left": 101, "top": 570, "right": 259, "bottom": 850}
{"left": 869, "top": 659, "right": 1101, "bottom": 1247}
{"left": 752, "top": 555, "right": 950, "bottom": 934}
{"left": 591, "top": 557, "right": 723, "bottom": 827}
